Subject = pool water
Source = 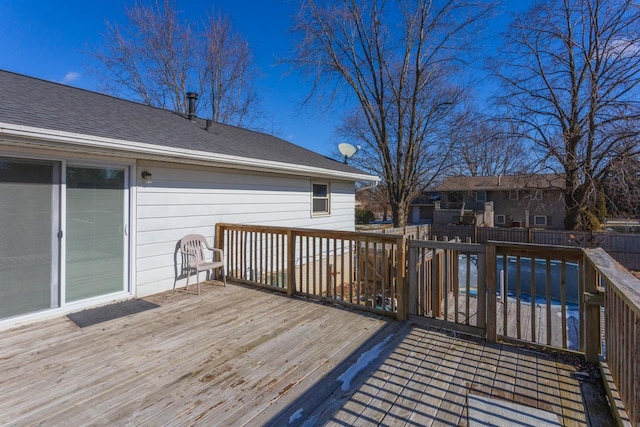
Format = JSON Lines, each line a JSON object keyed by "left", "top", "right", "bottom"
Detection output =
{"left": 458, "top": 254, "right": 580, "bottom": 306}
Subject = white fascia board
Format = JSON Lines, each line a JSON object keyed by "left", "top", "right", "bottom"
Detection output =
{"left": 0, "top": 122, "right": 379, "bottom": 182}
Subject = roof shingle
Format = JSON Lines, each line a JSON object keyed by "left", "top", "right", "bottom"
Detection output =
{"left": 436, "top": 174, "right": 565, "bottom": 191}
{"left": 0, "top": 70, "right": 368, "bottom": 177}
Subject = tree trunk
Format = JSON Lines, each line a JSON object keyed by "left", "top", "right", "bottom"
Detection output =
{"left": 391, "top": 200, "right": 408, "bottom": 227}
{"left": 563, "top": 197, "right": 582, "bottom": 230}
{"left": 563, "top": 183, "right": 588, "bottom": 230}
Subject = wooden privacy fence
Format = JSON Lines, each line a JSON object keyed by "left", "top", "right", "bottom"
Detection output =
{"left": 427, "top": 224, "right": 640, "bottom": 270}
{"left": 215, "top": 223, "right": 407, "bottom": 319}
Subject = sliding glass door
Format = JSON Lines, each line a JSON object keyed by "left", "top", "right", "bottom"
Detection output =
{"left": 0, "top": 158, "right": 60, "bottom": 318}
{"left": 65, "top": 166, "right": 127, "bottom": 302}
{"left": 0, "top": 157, "right": 130, "bottom": 320}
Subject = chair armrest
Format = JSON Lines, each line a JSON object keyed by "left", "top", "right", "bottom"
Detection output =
{"left": 210, "top": 247, "right": 224, "bottom": 262}
{"left": 202, "top": 239, "right": 224, "bottom": 261}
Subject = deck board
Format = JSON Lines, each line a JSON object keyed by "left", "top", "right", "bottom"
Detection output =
{"left": 0, "top": 282, "right": 611, "bottom": 426}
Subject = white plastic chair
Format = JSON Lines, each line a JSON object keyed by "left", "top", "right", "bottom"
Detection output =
{"left": 179, "top": 234, "right": 227, "bottom": 294}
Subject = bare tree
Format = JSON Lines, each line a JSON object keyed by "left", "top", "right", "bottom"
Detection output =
{"left": 493, "top": 0, "right": 640, "bottom": 230}
{"left": 91, "top": 0, "right": 263, "bottom": 127}
{"left": 92, "top": 0, "right": 196, "bottom": 113}
{"left": 292, "top": 0, "right": 494, "bottom": 226}
{"left": 448, "top": 109, "right": 532, "bottom": 177}
{"left": 602, "top": 143, "right": 640, "bottom": 217}
{"left": 200, "top": 10, "right": 261, "bottom": 127}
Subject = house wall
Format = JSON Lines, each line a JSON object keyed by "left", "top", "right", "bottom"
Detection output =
{"left": 135, "top": 161, "right": 357, "bottom": 297}
{"left": 410, "top": 205, "right": 434, "bottom": 224}
{"left": 489, "top": 189, "right": 565, "bottom": 228}
{"left": 436, "top": 190, "right": 565, "bottom": 228}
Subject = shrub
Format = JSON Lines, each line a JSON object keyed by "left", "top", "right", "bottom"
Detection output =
{"left": 355, "top": 209, "right": 376, "bottom": 224}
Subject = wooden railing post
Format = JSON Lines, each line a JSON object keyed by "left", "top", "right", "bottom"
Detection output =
{"left": 215, "top": 223, "right": 223, "bottom": 249}
{"left": 396, "top": 236, "right": 408, "bottom": 321}
{"left": 215, "top": 223, "right": 226, "bottom": 276}
{"left": 485, "top": 242, "right": 497, "bottom": 342}
{"left": 584, "top": 255, "right": 601, "bottom": 363}
{"left": 287, "top": 230, "right": 296, "bottom": 296}
{"left": 407, "top": 240, "right": 417, "bottom": 317}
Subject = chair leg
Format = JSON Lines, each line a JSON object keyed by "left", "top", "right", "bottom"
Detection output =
{"left": 222, "top": 267, "right": 227, "bottom": 287}
{"left": 185, "top": 269, "right": 191, "bottom": 291}
{"left": 196, "top": 271, "right": 200, "bottom": 295}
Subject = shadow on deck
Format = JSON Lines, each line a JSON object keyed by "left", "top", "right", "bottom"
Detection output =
{"left": 0, "top": 281, "right": 613, "bottom": 426}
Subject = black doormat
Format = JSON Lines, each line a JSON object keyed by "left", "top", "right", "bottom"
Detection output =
{"left": 67, "top": 299, "right": 160, "bottom": 328}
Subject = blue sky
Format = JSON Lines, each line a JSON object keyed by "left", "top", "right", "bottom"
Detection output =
{"left": 0, "top": 1, "right": 527, "bottom": 157}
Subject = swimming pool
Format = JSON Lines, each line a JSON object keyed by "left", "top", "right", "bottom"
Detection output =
{"left": 458, "top": 254, "right": 580, "bottom": 305}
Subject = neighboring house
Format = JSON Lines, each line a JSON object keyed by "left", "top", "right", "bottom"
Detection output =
{"left": 425, "top": 174, "right": 565, "bottom": 228}
{"left": 0, "top": 70, "right": 377, "bottom": 326}
{"left": 409, "top": 192, "right": 439, "bottom": 224}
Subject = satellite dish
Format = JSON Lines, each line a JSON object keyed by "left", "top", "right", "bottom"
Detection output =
{"left": 338, "top": 143, "right": 361, "bottom": 164}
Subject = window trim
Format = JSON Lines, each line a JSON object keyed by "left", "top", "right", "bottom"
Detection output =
{"left": 533, "top": 215, "right": 547, "bottom": 226}
{"left": 476, "top": 190, "right": 487, "bottom": 203}
{"left": 531, "top": 189, "right": 543, "bottom": 200}
{"left": 311, "top": 182, "right": 330, "bottom": 216}
{"left": 509, "top": 190, "right": 519, "bottom": 200}
{"left": 495, "top": 214, "right": 506, "bottom": 225}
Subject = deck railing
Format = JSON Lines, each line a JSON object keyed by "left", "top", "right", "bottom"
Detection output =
{"left": 216, "top": 223, "right": 639, "bottom": 424}
{"left": 215, "top": 223, "right": 406, "bottom": 318}
{"left": 407, "top": 240, "right": 585, "bottom": 351}
{"left": 487, "top": 242, "right": 585, "bottom": 352}
{"left": 583, "top": 248, "right": 639, "bottom": 426}
{"left": 407, "top": 238, "right": 487, "bottom": 336}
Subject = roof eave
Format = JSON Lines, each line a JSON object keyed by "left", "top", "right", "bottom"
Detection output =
{"left": 0, "top": 122, "right": 379, "bottom": 182}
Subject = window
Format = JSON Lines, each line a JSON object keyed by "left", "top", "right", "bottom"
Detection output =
{"left": 509, "top": 190, "right": 519, "bottom": 200}
{"left": 476, "top": 191, "right": 487, "bottom": 202}
{"left": 495, "top": 214, "right": 506, "bottom": 225}
{"left": 534, "top": 215, "right": 547, "bottom": 226}
{"left": 312, "top": 182, "right": 330, "bottom": 215}
{"left": 531, "top": 189, "right": 543, "bottom": 200}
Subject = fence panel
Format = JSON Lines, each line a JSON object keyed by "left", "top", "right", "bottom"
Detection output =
{"left": 424, "top": 226, "right": 640, "bottom": 271}
{"left": 430, "top": 225, "right": 475, "bottom": 242}
{"left": 477, "top": 227, "right": 528, "bottom": 244}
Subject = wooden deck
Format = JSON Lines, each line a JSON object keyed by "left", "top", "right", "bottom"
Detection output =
{"left": 0, "top": 282, "right": 611, "bottom": 426}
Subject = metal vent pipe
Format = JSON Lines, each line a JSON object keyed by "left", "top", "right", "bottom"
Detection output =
{"left": 186, "top": 92, "right": 198, "bottom": 121}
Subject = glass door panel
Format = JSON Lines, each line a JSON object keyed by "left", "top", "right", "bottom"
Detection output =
{"left": 0, "top": 158, "right": 59, "bottom": 319}
{"left": 66, "top": 166, "right": 126, "bottom": 302}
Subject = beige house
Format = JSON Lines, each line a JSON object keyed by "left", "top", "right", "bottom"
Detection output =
{"left": 430, "top": 174, "right": 566, "bottom": 228}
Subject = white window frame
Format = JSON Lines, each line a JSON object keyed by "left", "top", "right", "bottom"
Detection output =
{"left": 311, "top": 182, "right": 330, "bottom": 216}
{"left": 476, "top": 190, "right": 487, "bottom": 202}
{"left": 495, "top": 214, "right": 506, "bottom": 225}
{"left": 509, "top": 190, "right": 519, "bottom": 200}
{"left": 533, "top": 215, "right": 547, "bottom": 226}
